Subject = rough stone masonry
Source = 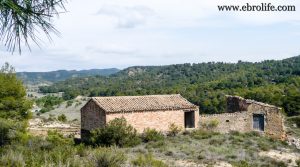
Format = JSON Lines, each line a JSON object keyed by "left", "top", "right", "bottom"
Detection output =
{"left": 200, "top": 95, "right": 286, "bottom": 140}
{"left": 80, "top": 94, "right": 199, "bottom": 141}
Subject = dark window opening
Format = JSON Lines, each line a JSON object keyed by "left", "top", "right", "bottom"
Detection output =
{"left": 253, "top": 114, "right": 264, "bottom": 131}
{"left": 184, "top": 111, "right": 195, "bottom": 128}
{"left": 226, "top": 120, "right": 230, "bottom": 122}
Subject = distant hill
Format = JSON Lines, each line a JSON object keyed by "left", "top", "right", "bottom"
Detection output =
{"left": 17, "top": 68, "right": 120, "bottom": 84}
{"left": 39, "top": 56, "right": 300, "bottom": 116}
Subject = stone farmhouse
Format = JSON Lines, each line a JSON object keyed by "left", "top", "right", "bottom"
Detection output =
{"left": 81, "top": 94, "right": 199, "bottom": 140}
{"left": 200, "top": 95, "right": 286, "bottom": 139}
{"left": 81, "top": 94, "right": 285, "bottom": 140}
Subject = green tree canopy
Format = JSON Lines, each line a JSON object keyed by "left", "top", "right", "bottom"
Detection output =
{"left": 0, "top": 62, "right": 32, "bottom": 120}
{"left": 0, "top": 0, "right": 66, "bottom": 53}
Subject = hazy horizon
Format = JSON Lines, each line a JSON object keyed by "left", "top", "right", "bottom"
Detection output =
{"left": 15, "top": 55, "right": 298, "bottom": 72}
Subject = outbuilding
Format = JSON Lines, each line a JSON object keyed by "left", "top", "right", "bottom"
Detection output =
{"left": 81, "top": 94, "right": 199, "bottom": 140}
{"left": 200, "top": 95, "right": 286, "bottom": 139}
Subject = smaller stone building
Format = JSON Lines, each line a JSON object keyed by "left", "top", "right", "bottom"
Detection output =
{"left": 81, "top": 94, "right": 199, "bottom": 140}
{"left": 200, "top": 95, "right": 286, "bottom": 139}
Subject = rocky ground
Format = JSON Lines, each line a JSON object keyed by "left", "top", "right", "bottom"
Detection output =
{"left": 28, "top": 118, "right": 80, "bottom": 137}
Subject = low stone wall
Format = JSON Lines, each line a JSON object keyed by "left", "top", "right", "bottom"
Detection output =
{"left": 200, "top": 112, "right": 249, "bottom": 133}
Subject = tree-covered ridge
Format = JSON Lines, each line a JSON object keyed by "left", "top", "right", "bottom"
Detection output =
{"left": 17, "top": 68, "right": 120, "bottom": 84}
{"left": 40, "top": 56, "right": 300, "bottom": 116}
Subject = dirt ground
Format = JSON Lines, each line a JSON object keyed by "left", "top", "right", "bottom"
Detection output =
{"left": 259, "top": 150, "right": 300, "bottom": 167}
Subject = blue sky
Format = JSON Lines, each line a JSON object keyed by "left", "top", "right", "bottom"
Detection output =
{"left": 1, "top": 0, "right": 300, "bottom": 72}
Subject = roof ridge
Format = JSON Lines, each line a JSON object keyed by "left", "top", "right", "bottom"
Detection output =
{"left": 88, "top": 94, "right": 197, "bottom": 113}
{"left": 92, "top": 94, "right": 181, "bottom": 99}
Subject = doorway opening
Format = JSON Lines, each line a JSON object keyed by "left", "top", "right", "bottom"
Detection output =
{"left": 184, "top": 111, "right": 195, "bottom": 128}
{"left": 253, "top": 114, "right": 264, "bottom": 131}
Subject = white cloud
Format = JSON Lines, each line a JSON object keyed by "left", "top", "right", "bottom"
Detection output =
{"left": 96, "top": 5, "right": 155, "bottom": 28}
{"left": 1, "top": 0, "right": 300, "bottom": 71}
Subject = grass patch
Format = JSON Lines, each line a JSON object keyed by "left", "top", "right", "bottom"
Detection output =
{"left": 131, "top": 153, "right": 168, "bottom": 167}
{"left": 190, "top": 129, "right": 219, "bottom": 139}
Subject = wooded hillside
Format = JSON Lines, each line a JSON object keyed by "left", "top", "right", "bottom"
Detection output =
{"left": 39, "top": 56, "right": 300, "bottom": 116}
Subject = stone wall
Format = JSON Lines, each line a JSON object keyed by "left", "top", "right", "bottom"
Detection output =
{"left": 200, "top": 96, "right": 286, "bottom": 139}
{"left": 81, "top": 99, "right": 199, "bottom": 137}
{"left": 226, "top": 95, "right": 250, "bottom": 112}
{"left": 81, "top": 100, "right": 106, "bottom": 141}
{"left": 106, "top": 109, "right": 199, "bottom": 133}
{"left": 200, "top": 112, "right": 248, "bottom": 133}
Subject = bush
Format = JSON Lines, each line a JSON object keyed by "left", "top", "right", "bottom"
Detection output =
{"left": 131, "top": 153, "right": 168, "bottom": 167}
{"left": 257, "top": 141, "right": 271, "bottom": 151}
{"left": 46, "top": 130, "right": 73, "bottom": 146}
{"left": 90, "top": 117, "right": 141, "bottom": 147}
{"left": 202, "top": 119, "right": 219, "bottom": 131}
{"left": 66, "top": 100, "right": 73, "bottom": 108}
{"left": 39, "top": 107, "right": 53, "bottom": 113}
{"left": 167, "top": 123, "right": 182, "bottom": 136}
{"left": 190, "top": 129, "right": 219, "bottom": 139}
{"left": 231, "top": 160, "right": 250, "bottom": 167}
{"left": 35, "top": 95, "right": 64, "bottom": 109}
{"left": 90, "top": 147, "right": 126, "bottom": 167}
{"left": 0, "top": 119, "right": 12, "bottom": 146}
{"left": 0, "top": 149, "right": 25, "bottom": 167}
{"left": 57, "top": 114, "right": 67, "bottom": 122}
{"left": 296, "top": 159, "right": 300, "bottom": 167}
{"left": 142, "top": 128, "right": 164, "bottom": 142}
{"left": 0, "top": 118, "right": 28, "bottom": 146}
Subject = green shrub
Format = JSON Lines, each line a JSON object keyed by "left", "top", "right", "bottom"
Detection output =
{"left": 145, "top": 140, "right": 166, "bottom": 149}
{"left": 131, "top": 153, "right": 168, "bottom": 167}
{"left": 0, "top": 149, "right": 25, "bottom": 167}
{"left": 229, "top": 130, "right": 243, "bottom": 136}
{"left": 231, "top": 160, "right": 250, "bottom": 167}
{"left": 202, "top": 119, "right": 219, "bottom": 131}
{"left": 167, "top": 123, "right": 182, "bottom": 136}
{"left": 66, "top": 100, "right": 73, "bottom": 108}
{"left": 90, "top": 117, "right": 141, "bottom": 147}
{"left": 0, "top": 118, "right": 12, "bottom": 146}
{"left": 35, "top": 95, "right": 64, "bottom": 109}
{"left": 39, "top": 107, "right": 53, "bottom": 113}
{"left": 57, "top": 114, "right": 67, "bottom": 122}
{"left": 46, "top": 130, "right": 73, "bottom": 146}
{"left": 190, "top": 129, "right": 219, "bottom": 139}
{"left": 75, "top": 101, "right": 82, "bottom": 107}
{"left": 142, "top": 128, "right": 164, "bottom": 142}
{"left": 296, "top": 159, "right": 300, "bottom": 167}
{"left": 90, "top": 147, "right": 126, "bottom": 167}
{"left": 47, "top": 114, "right": 56, "bottom": 121}
{"left": 257, "top": 143, "right": 270, "bottom": 151}
{"left": 197, "top": 154, "right": 205, "bottom": 160}
{"left": 0, "top": 118, "right": 29, "bottom": 146}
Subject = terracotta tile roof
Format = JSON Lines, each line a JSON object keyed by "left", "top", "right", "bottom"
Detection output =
{"left": 90, "top": 94, "right": 198, "bottom": 113}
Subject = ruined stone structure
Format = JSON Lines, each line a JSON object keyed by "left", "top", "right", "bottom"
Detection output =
{"left": 200, "top": 95, "right": 286, "bottom": 139}
{"left": 81, "top": 94, "right": 199, "bottom": 140}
